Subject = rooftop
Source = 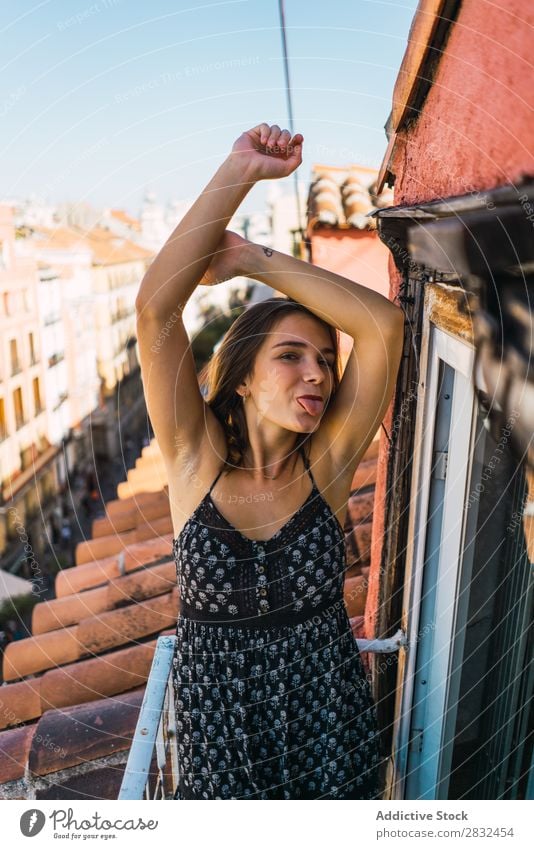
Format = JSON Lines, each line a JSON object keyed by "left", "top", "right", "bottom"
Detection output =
{"left": 306, "top": 163, "right": 393, "bottom": 234}
{"left": 0, "top": 434, "right": 379, "bottom": 799}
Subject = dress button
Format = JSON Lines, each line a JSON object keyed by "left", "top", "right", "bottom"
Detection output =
{"left": 257, "top": 565, "right": 265, "bottom": 573}
{"left": 259, "top": 588, "right": 267, "bottom": 597}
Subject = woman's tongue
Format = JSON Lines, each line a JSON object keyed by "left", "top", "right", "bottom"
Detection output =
{"left": 297, "top": 396, "right": 322, "bottom": 416}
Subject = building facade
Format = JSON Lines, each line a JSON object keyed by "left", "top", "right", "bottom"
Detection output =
{"left": 368, "top": 0, "right": 533, "bottom": 799}
{"left": 0, "top": 206, "right": 61, "bottom": 569}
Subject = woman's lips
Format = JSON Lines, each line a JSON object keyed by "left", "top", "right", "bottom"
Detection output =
{"left": 296, "top": 396, "right": 324, "bottom": 416}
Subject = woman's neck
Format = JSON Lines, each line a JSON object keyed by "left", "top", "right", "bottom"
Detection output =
{"left": 239, "top": 445, "right": 301, "bottom": 481}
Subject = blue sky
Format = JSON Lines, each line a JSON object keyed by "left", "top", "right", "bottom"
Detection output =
{"left": 1, "top": 0, "right": 417, "bottom": 216}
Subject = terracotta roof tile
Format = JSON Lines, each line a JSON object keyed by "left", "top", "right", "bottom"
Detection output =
{"left": 347, "top": 488, "right": 375, "bottom": 525}
{"left": 352, "top": 457, "right": 378, "bottom": 489}
{"left": 28, "top": 688, "right": 143, "bottom": 776}
{"left": 109, "top": 209, "right": 141, "bottom": 231}
{"left": 38, "top": 635, "right": 170, "bottom": 713}
{"left": 4, "top": 591, "right": 178, "bottom": 681}
{"left": 0, "top": 630, "right": 175, "bottom": 732}
{"left": 0, "top": 725, "right": 34, "bottom": 783}
{"left": 0, "top": 688, "right": 168, "bottom": 799}
{"left": 91, "top": 491, "right": 169, "bottom": 537}
{"left": 104, "top": 486, "right": 168, "bottom": 519}
{"left": 353, "top": 522, "right": 373, "bottom": 564}
{"left": 55, "top": 535, "right": 174, "bottom": 596}
{"left": 30, "top": 225, "right": 153, "bottom": 266}
{"left": 307, "top": 164, "right": 393, "bottom": 233}
{"left": 344, "top": 575, "right": 368, "bottom": 617}
{"left": 0, "top": 680, "right": 42, "bottom": 729}
{"left": 75, "top": 513, "right": 173, "bottom": 564}
{"left": 0, "top": 433, "right": 380, "bottom": 797}
{"left": 33, "top": 561, "right": 175, "bottom": 634}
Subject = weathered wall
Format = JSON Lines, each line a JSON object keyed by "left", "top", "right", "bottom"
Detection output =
{"left": 391, "top": 0, "right": 534, "bottom": 205}
{"left": 366, "top": 256, "right": 402, "bottom": 639}
{"left": 366, "top": 0, "right": 533, "bottom": 640}
{"left": 310, "top": 230, "right": 391, "bottom": 299}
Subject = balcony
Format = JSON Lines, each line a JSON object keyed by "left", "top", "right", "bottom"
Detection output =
{"left": 118, "top": 629, "right": 406, "bottom": 799}
{"left": 52, "top": 391, "right": 68, "bottom": 411}
{"left": 48, "top": 351, "right": 65, "bottom": 369}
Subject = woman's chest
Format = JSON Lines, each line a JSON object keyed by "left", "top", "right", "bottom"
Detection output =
{"left": 174, "top": 503, "right": 346, "bottom": 622}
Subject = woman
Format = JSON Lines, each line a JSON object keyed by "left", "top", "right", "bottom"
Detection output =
{"left": 135, "top": 123, "right": 404, "bottom": 799}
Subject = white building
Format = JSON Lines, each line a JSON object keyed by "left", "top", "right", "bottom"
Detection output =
{"left": 36, "top": 264, "right": 69, "bottom": 449}
{"left": 29, "top": 230, "right": 100, "bottom": 473}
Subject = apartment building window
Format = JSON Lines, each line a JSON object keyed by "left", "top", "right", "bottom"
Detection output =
{"left": 0, "top": 397, "right": 7, "bottom": 441}
{"left": 33, "top": 377, "right": 43, "bottom": 415}
{"left": 23, "top": 288, "right": 32, "bottom": 311}
{"left": 48, "top": 351, "right": 64, "bottom": 368}
{"left": 29, "top": 332, "right": 38, "bottom": 365}
{"left": 13, "top": 386, "right": 25, "bottom": 429}
{"left": 10, "top": 338, "right": 21, "bottom": 375}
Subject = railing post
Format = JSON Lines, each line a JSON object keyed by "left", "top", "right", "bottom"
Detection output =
{"left": 118, "top": 635, "right": 177, "bottom": 800}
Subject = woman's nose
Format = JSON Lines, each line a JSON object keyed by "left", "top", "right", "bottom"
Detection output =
{"left": 302, "top": 359, "right": 324, "bottom": 383}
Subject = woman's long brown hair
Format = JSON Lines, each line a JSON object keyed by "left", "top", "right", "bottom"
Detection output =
{"left": 198, "top": 297, "right": 342, "bottom": 472}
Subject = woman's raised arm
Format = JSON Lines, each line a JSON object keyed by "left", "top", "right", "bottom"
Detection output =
{"left": 134, "top": 124, "right": 303, "bottom": 465}
{"left": 135, "top": 124, "right": 303, "bottom": 317}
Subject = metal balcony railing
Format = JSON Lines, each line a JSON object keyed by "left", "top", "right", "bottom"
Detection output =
{"left": 118, "top": 628, "right": 407, "bottom": 800}
{"left": 118, "top": 636, "right": 178, "bottom": 800}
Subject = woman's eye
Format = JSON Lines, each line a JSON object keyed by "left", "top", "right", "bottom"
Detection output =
{"left": 280, "top": 353, "right": 332, "bottom": 367}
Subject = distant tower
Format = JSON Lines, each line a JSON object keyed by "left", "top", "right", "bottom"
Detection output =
{"left": 166, "top": 199, "right": 191, "bottom": 233}
{"left": 140, "top": 189, "right": 167, "bottom": 251}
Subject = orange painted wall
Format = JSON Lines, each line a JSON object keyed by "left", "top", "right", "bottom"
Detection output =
{"left": 310, "top": 229, "right": 391, "bottom": 298}
{"left": 391, "top": 0, "right": 534, "bottom": 205}
{"left": 367, "top": 0, "right": 533, "bottom": 638}
{"left": 310, "top": 229, "right": 392, "bottom": 367}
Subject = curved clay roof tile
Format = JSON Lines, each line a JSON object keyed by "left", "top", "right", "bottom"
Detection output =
{"left": 55, "top": 534, "right": 173, "bottom": 597}
{"left": 33, "top": 561, "right": 175, "bottom": 634}
{"left": 3, "top": 589, "right": 178, "bottom": 682}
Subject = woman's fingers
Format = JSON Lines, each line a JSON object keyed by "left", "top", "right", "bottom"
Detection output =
{"left": 257, "top": 123, "right": 271, "bottom": 144}
{"left": 246, "top": 124, "right": 304, "bottom": 164}
{"left": 277, "top": 129, "right": 292, "bottom": 150}
{"left": 266, "top": 124, "right": 281, "bottom": 148}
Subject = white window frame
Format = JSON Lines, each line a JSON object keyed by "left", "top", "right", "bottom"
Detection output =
{"left": 389, "top": 317, "right": 487, "bottom": 799}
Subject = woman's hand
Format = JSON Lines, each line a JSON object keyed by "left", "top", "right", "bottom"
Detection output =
{"left": 229, "top": 123, "right": 303, "bottom": 182}
{"left": 198, "top": 230, "right": 249, "bottom": 286}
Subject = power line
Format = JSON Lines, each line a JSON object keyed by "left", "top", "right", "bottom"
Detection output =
{"left": 277, "top": 0, "right": 305, "bottom": 253}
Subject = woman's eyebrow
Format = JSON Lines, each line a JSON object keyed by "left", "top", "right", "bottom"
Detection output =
{"left": 271, "top": 340, "right": 335, "bottom": 356}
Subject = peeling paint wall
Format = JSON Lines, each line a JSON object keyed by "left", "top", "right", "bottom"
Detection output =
{"left": 391, "top": 0, "right": 534, "bottom": 205}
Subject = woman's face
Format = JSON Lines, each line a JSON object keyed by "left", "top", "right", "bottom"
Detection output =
{"left": 241, "top": 312, "right": 336, "bottom": 433}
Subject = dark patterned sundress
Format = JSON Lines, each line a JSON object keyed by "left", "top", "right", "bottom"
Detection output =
{"left": 171, "top": 446, "right": 383, "bottom": 799}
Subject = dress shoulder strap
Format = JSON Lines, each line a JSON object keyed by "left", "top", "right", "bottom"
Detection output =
{"left": 208, "top": 453, "right": 229, "bottom": 494}
{"left": 299, "top": 444, "right": 317, "bottom": 489}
